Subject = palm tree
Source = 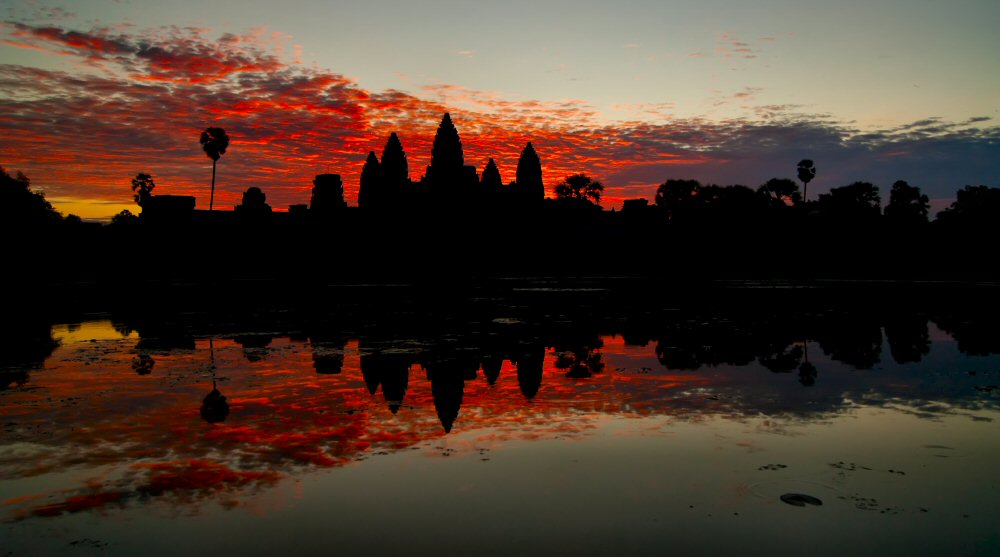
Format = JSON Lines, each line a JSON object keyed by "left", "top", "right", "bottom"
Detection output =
{"left": 797, "top": 159, "right": 816, "bottom": 202}
{"left": 200, "top": 127, "right": 230, "bottom": 211}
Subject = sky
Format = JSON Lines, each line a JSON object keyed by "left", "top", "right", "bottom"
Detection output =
{"left": 1, "top": 0, "right": 998, "bottom": 218}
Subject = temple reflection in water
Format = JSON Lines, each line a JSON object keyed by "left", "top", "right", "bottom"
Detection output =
{"left": 2, "top": 290, "right": 999, "bottom": 555}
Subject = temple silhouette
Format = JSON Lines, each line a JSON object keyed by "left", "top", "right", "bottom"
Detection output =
{"left": 46, "top": 283, "right": 993, "bottom": 433}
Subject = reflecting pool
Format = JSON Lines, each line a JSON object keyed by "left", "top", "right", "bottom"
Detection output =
{"left": 2, "top": 300, "right": 999, "bottom": 555}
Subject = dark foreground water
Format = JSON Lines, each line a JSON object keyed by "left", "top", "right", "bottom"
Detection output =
{"left": 2, "top": 292, "right": 999, "bottom": 556}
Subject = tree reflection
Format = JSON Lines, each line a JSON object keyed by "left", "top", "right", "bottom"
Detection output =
{"left": 131, "top": 354, "right": 155, "bottom": 375}
{"left": 934, "top": 313, "right": 1000, "bottom": 356}
{"left": 200, "top": 381, "right": 230, "bottom": 424}
{"left": 816, "top": 314, "right": 882, "bottom": 370}
{"left": 758, "top": 343, "right": 804, "bottom": 374}
{"left": 552, "top": 333, "right": 605, "bottom": 379}
{"left": 884, "top": 314, "right": 931, "bottom": 364}
{"left": 654, "top": 320, "right": 758, "bottom": 371}
{"left": 0, "top": 320, "right": 58, "bottom": 390}
{"left": 799, "top": 342, "right": 817, "bottom": 387}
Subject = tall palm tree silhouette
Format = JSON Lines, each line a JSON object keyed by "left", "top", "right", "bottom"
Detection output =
{"left": 797, "top": 159, "right": 816, "bottom": 203}
{"left": 200, "top": 127, "right": 230, "bottom": 211}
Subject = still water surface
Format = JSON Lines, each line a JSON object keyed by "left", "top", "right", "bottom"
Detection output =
{"left": 2, "top": 312, "right": 999, "bottom": 555}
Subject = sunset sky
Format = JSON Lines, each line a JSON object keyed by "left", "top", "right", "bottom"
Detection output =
{"left": 1, "top": 0, "right": 998, "bottom": 218}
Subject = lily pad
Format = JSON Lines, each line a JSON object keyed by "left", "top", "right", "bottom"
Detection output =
{"left": 780, "top": 493, "right": 823, "bottom": 507}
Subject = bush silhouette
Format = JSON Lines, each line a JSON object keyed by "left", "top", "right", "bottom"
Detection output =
{"left": 0, "top": 166, "right": 61, "bottom": 227}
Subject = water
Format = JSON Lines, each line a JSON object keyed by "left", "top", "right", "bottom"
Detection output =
{"left": 2, "top": 304, "right": 999, "bottom": 556}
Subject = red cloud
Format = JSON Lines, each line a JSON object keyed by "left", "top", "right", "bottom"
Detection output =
{"left": 9, "top": 22, "right": 132, "bottom": 57}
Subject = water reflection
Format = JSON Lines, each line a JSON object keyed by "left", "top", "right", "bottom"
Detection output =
{"left": 200, "top": 381, "right": 230, "bottom": 424}
{"left": 360, "top": 348, "right": 409, "bottom": 413}
{"left": 131, "top": 354, "right": 155, "bottom": 375}
{"left": 0, "top": 319, "right": 58, "bottom": 389}
{"left": 2, "top": 302, "right": 999, "bottom": 529}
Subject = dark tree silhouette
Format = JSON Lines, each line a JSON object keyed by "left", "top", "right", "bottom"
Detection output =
{"left": 0, "top": 166, "right": 62, "bottom": 226}
{"left": 884, "top": 180, "right": 929, "bottom": 224}
{"left": 797, "top": 159, "right": 816, "bottom": 202}
{"left": 515, "top": 142, "right": 544, "bottom": 203}
{"left": 481, "top": 158, "right": 503, "bottom": 196}
{"left": 131, "top": 173, "right": 155, "bottom": 207}
{"left": 554, "top": 174, "right": 604, "bottom": 205}
{"left": 936, "top": 185, "right": 1000, "bottom": 227}
{"left": 200, "top": 127, "right": 230, "bottom": 211}
{"left": 111, "top": 209, "right": 138, "bottom": 226}
{"left": 758, "top": 178, "right": 801, "bottom": 206}
{"left": 816, "top": 181, "right": 881, "bottom": 221}
{"left": 654, "top": 179, "right": 701, "bottom": 221}
{"left": 696, "top": 184, "right": 769, "bottom": 219}
{"left": 357, "top": 151, "right": 382, "bottom": 208}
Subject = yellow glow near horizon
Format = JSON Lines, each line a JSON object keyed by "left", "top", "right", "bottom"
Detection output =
{"left": 50, "top": 198, "right": 137, "bottom": 221}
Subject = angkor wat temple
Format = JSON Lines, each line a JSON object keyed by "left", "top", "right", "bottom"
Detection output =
{"left": 137, "top": 112, "right": 547, "bottom": 224}
{"left": 358, "top": 113, "right": 544, "bottom": 211}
